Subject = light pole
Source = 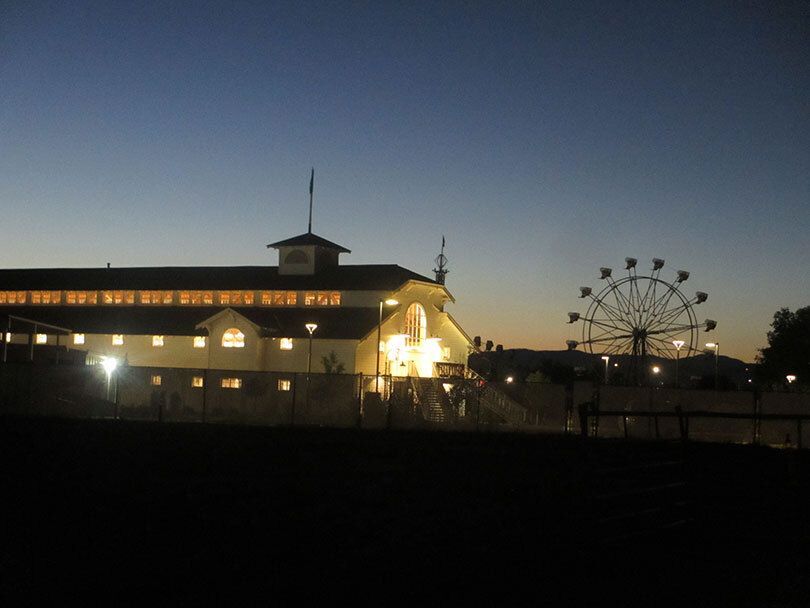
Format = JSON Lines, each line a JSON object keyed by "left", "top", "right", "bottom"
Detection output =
{"left": 601, "top": 355, "right": 610, "bottom": 384}
{"left": 672, "top": 340, "right": 685, "bottom": 388}
{"left": 706, "top": 342, "right": 719, "bottom": 390}
{"left": 101, "top": 356, "right": 118, "bottom": 416}
{"left": 376, "top": 298, "right": 398, "bottom": 393}
{"left": 303, "top": 323, "right": 318, "bottom": 421}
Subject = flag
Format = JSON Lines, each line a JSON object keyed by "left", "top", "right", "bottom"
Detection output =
{"left": 309, "top": 168, "right": 314, "bottom": 196}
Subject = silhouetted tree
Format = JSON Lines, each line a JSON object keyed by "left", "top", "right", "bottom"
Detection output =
{"left": 321, "top": 351, "right": 345, "bottom": 374}
{"left": 757, "top": 306, "right": 810, "bottom": 389}
{"left": 485, "top": 340, "right": 494, "bottom": 351}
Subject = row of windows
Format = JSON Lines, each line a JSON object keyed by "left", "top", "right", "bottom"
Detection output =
{"left": 28, "top": 330, "right": 296, "bottom": 351}
{"left": 149, "top": 375, "right": 291, "bottom": 392}
{"left": 0, "top": 290, "right": 341, "bottom": 307}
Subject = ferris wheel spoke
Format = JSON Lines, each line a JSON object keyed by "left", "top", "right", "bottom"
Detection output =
{"left": 651, "top": 306, "right": 694, "bottom": 333}
{"left": 593, "top": 298, "right": 634, "bottom": 330}
{"left": 649, "top": 283, "right": 683, "bottom": 324}
{"left": 605, "top": 285, "right": 632, "bottom": 323}
{"left": 645, "top": 295, "right": 690, "bottom": 331}
{"left": 584, "top": 333, "right": 635, "bottom": 344}
{"left": 589, "top": 319, "right": 632, "bottom": 333}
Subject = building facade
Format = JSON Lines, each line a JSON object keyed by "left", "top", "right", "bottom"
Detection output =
{"left": 0, "top": 232, "right": 473, "bottom": 380}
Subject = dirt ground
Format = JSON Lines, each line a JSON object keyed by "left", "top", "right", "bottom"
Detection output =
{"left": 1, "top": 416, "right": 807, "bottom": 605}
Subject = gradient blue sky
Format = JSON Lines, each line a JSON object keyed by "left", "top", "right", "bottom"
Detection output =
{"left": 1, "top": 1, "right": 808, "bottom": 361}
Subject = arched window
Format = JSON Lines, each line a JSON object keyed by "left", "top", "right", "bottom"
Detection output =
{"left": 222, "top": 328, "right": 245, "bottom": 348}
{"left": 404, "top": 303, "right": 427, "bottom": 347}
{"left": 285, "top": 249, "right": 309, "bottom": 264}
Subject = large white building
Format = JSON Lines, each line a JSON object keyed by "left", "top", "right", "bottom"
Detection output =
{"left": 0, "top": 231, "right": 473, "bottom": 380}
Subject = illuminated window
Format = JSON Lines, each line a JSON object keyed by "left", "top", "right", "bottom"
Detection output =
{"left": 221, "top": 377, "right": 242, "bottom": 389}
{"left": 222, "top": 328, "right": 245, "bottom": 348}
{"left": 219, "top": 292, "right": 230, "bottom": 305}
{"left": 193, "top": 336, "right": 206, "bottom": 348}
{"left": 35, "top": 333, "right": 47, "bottom": 344}
{"left": 405, "top": 303, "right": 427, "bottom": 347}
{"left": 3, "top": 291, "right": 27, "bottom": 304}
{"left": 304, "top": 292, "right": 316, "bottom": 306}
{"left": 77, "top": 291, "right": 98, "bottom": 305}
{"left": 192, "top": 376, "right": 204, "bottom": 388}
{"left": 4, "top": 332, "right": 11, "bottom": 341}
{"left": 31, "top": 291, "right": 60, "bottom": 304}
{"left": 151, "top": 375, "right": 162, "bottom": 386}
{"left": 203, "top": 291, "right": 213, "bottom": 305}
{"left": 73, "top": 333, "right": 85, "bottom": 345}
{"left": 181, "top": 291, "right": 206, "bottom": 305}
{"left": 66, "top": 291, "right": 77, "bottom": 304}
{"left": 0, "top": 292, "right": 5, "bottom": 304}
{"left": 162, "top": 291, "right": 173, "bottom": 305}
{"left": 277, "top": 379, "right": 291, "bottom": 391}
{"left": 112, "top": 334, "right": 124, "bottom": 346}
{"left": 329, "top": 292, "right": 341, "bottom": 306}
{"left": 152, "top": 335, "right": 164, "bottom": 347}
{"left": 316, "top": 292, "right": 329, "bottom": 306}
{"left": 286, "top": 291, "right": 297, "bottom": 305}
{"left": 103, "top": 291, "right": 114, "bottom": 304}
{"left": 243, "top": 292, "right": 254, "bottom": 305}
{"left": 261, "top": 291, "right": 272, "bottom": 305}
{"left": 124, "top": 291, "right": 135, "bottom": 304}
{"left": 279, "top": 338, "right": 293, "bottom": 351}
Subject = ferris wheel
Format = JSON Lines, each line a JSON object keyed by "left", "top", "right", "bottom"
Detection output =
{"left": 566, "top": 257, "right": 716, "bottom": 370}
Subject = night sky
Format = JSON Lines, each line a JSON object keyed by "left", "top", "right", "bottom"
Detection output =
{"left": 1, "top": 1, "right": 808, "bottom": 361}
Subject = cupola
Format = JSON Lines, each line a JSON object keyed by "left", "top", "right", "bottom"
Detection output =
{"left": 267, "top": 232, "right": 351, "bottom": 275}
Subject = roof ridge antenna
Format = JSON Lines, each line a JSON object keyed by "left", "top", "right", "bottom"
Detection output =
{"left": 433, "top": 235, "right": 448, "bottom": 285}
{"left": 307, "top": 167, "right": 314, "bottom": 234}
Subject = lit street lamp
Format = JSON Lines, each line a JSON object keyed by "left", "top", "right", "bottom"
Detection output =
{"left": 376, "top": 298, "right": 398, "bottom": 393}
{"left": 786, "top": 374, "right": 797, "bottom": 385}
{"left": 706, "top": 342, "right": 719, "bottom": 390}
{"left": 101, "top": 356, "right": 118, "bottom": 416}
{"left": 302, "top": 323, "right": 318, "bottom": 423}
{"left": 672, "top": 340, "right": 685, "bottom": 388}
{"left": 305, "top": 323, "right": 318, "bottom": 374}
{"left": 601, "top": 355, "right": 610, "bottom": 384}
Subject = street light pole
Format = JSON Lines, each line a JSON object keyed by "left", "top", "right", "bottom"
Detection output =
{"left": 304, "top": 323, "right": 318, "bottom": 421}
{"left": 673, "top": 340, "right": 685, "bottom": 388}
{"left": 706, "top": 342, "right": 719, "bottom": 390}
{"left": 601, "top": 355, "right": 609, "bottom": 384}
{"left": 375, "top": 298, "right": 399, "bottom": 394}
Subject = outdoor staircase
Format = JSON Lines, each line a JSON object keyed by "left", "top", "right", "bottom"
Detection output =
{"left": 466, "top": 369, "right": 530, "bottom": 426}
{"left": 410, "top": 377, "right": 448, "bottom": 423}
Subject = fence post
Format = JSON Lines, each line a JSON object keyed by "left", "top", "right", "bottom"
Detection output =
{"left": 578, "top": 402, "right": 589, "bottom": 438}
{"left": 675, "top": 406, "right": 688, "bottom": 442}
{"left": 356, "top": 374, "right": 363, "bottom": 428}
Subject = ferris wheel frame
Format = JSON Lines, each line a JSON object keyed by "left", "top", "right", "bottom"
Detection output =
{"left": 567, "top": 257, "right": 716, "bottom": 369}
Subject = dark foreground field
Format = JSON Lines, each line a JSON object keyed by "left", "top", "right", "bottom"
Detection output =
{"left": 1, "top": 416, "right": 808, "bottom": 605}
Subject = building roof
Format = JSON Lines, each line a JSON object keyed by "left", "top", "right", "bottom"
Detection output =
{"left": 218, "top": 307, "right": 398, "bottom": 340}
{"left": 0, "top": 264, "right": 437, "bottom": 291}
{"left": 0, "top": 306, "right": 398, "bottom": 340}
{"left": 266, "top": 232, "right": 351, "bottom": 253}
{"left": 0, "top": 307, "right": 213, "bottom": 336}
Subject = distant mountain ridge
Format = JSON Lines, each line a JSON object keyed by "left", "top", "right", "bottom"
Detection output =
{"left": 469, "top": 349, "right": 754, "bottom": 387}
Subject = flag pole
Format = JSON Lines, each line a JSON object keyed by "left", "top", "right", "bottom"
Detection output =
{"left": 308, "top": 168, "right": 314, "bottom": 233}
